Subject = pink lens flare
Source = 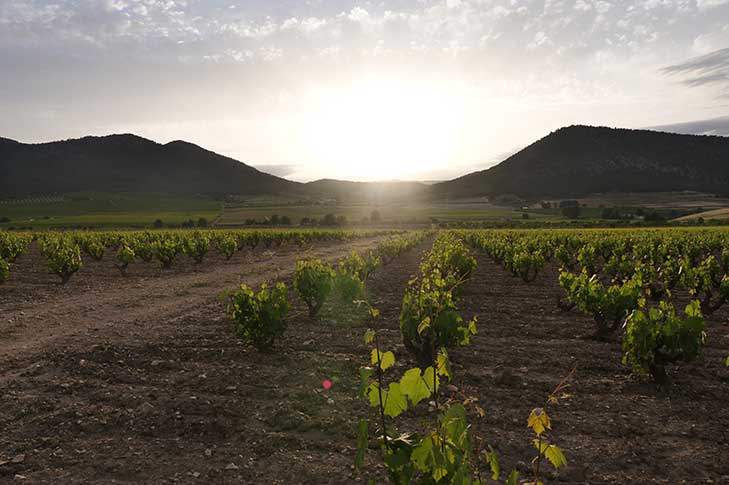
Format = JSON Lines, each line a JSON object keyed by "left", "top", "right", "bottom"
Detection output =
{"left": 322, "top": 379, "right": 333, "bottom": 390}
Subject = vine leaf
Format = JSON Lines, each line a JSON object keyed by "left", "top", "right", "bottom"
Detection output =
{"left": 544, "top": 444, "right": 568, "bottom": 469}
{"left": 383, "top": 383, "right": 408, "bottom": 418}
{"left": 354, "top": 419, "right": 368, "bottom": 470}
{"left": 437, "top": 349, "right": 452, "bottom": 380}
{"left": 364, "top": 329, "right": 376, "bottom": 345}
{"left": 399, "top": 368, "right": 432, "bottom": 406}
{"left": 371, "top": 349, "right": 395, "bottom": 371}
{"left": 359, "top": 367, "right": 373, "bottom": 398}
{"left": 505, "top": 470, "right": 520, "bottom": 485}
{"left": 484, "top": 446, "right": 500, "bottom": 480}
{"left": 527, "top": 408, "right": 551, "bottom": 436}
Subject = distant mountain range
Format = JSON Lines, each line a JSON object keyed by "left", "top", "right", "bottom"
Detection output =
{"left": 2, "top": 125, "right": 729, "bottom": 201}
{"left": 432, "top": 125, "right": 729, "bottom": 198}
{"left": 0, "top": 134, "right": 300, "bottom": 198}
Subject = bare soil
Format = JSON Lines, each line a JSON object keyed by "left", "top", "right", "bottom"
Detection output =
{"left": 1, "top": 238, "right": 728, "bottom": 484}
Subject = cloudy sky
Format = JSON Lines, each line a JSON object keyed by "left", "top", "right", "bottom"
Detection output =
{"left": 2, "top": 0, "right": 729, "bottom": 181}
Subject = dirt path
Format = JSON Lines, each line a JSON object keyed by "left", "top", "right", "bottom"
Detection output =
{"left": 0, "top": 237, "right": 432, "bottom": 484}
{"left": 0, "top": 236, "right": 384, "bottom": 361}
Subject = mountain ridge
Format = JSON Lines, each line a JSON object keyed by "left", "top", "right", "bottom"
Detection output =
{"left": 3, "top": 125, "right": 729, "bottom": 200}
{"left": 432, "top": 125, "right": 729, "bottom": 198}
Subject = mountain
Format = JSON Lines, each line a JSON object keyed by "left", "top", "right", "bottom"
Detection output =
{"left": 5, "top": 126, "right": 729, "bottom": 201}
{"left": 0, "top": 134, "right": 302, "bottom": 197}
{"left": 432, "top": 125, "right": 729, "bottom": 199}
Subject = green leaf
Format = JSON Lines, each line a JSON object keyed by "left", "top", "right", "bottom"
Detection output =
{"left": 371, "top": 349, "right": 396, "bottom": 371}
{"left": 359, "top": 367, "right": 373, "bottom": 398}
{"left": 418, "top": 317, "right": 431, "bottom": 335}
{"left": 544, "top": 444, "right": 568, "bottom": 469}
{"left": 354, "top": 419, "right": 368, "bottom": 470}
{"left": 399, "top": 368, "right": 432, "bottom": 406}
{"left": 422, "top": 366, "right": 440, "bottom": 395}
{"left": 364, "top": 329, "right": 376, "bottom": 345}
{"left": 505, "top": 470, "right": 519, "bottom": 485}
{"left": 468, "top": 316, "right": 478, "bottom": 335}
{"left": 725, "top": 355, "right": 729, "bottom": 367}
{"left": 527, "top": 408, "right": 551, "bottom": 436}
{"left": 380, "top": 352, "right": 396, "bottom": 371}
{"left": 411, "top": 434, "right": 435, "bottom": 472}
{"left": 367, "top": 382, "right": 381, "bottom": 408}
{"left": 484, "top": 446, "right": 500, "bottom": 480}
{"left": 383, "top": 382, "right": 409, "bottom": 418}
{"left": 437, "top": 349, "right": 452, "bottom": 380}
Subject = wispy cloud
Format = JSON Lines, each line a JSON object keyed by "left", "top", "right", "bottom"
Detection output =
{"left": 663, "top": 47, "right": 729, "bottom": 95}
{"left": 648, "top": 115, "right": 729, "bottom": 136}
{"left": 2, "top": 0, "right": 729, "bottom": 180}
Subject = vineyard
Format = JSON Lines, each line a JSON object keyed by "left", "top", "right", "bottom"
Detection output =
{"left": 0, "top": 227, "right": 728, "bottom": 483}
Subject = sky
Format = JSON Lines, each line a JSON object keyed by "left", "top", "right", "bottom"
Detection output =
{"left": 2, "top": 0, "right": 729, "bottom": 182}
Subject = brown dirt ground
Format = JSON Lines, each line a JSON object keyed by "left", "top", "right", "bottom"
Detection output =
{"left": 1, "top": 237, "right": 728, "bottom": 484}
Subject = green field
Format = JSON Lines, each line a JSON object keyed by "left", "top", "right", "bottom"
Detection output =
{"left": 1, "top": 191, "right": 708, "bottom": 229}
{"left": 0, "top": 192, "right": 221, "bottom": 228}
{"left": 219, "top": 202, "right": 555, "bottom": 225}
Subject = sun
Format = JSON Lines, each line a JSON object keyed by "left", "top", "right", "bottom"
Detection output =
{"left": 303, "top": 78, "right": 466, "bottom": 181}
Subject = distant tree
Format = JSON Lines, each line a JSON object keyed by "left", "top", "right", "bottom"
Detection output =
{"left": 522, "top": 213, "right": 530, "bottom": 219}
{"left": 181, "top": 219, "right": 195, "bottom": 228}
{"left": 300, "top": 217, "right": 311, "bottom": 226}
{"left": 540, "top": 201, "right": 552, "bottom": 209}
{"left": 280, "top": 215, "right": 291, "bottom": 225}
{"left": 270, "top": 214, "right": 280, "bottom": 225}
{"left": 644, "top": 211, "right": 666, "bottom": 222}
{"left": 559, "top": 200, "right": 579, "bottom": 208}
{"left": 321, "top": 214, "right": 337, "bottom": 226}
{"left": 601, "top": 208, "right": 621, "bottom": 219}
{"left": 153, "top": 219, "right": 164, "bottom": 229}
{"left": 561, "top": 206, "right": 581, "bottom": 219}
{"left": 370, "top": 210, "right": 382, "bottom": 224}
{"left": 336, "top": 215, "right": 347, "bottom": 226}
{"left": 0, "top": 217, "right": 9, "bottom": 223}
{"left": 197, "top": 217, "right": 208, "bottom": 227}
{"left": 244, "top": 218, "right": 256, "bottom": 226}
{"left": 636, "top": 207, "right": 646, "bottom": 216}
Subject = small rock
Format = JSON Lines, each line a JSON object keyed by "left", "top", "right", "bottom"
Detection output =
{"left": 14, "top": 475, "right": 27, "bottom": 480}
{"left": 225, "top": 386, "right": 237, "bottom": 391}
{"left": 302, "top": 339, "right": 314, "bottom": 346}
{"left": 225, "top": 463, "right": 239, "bottom": 470}
{"left": 327, "top": 398, "right": 335, "bottom": 405}
{"left": 446, "top": 384, "right": 458, "bottom": 393}
{"left": 151, "top": 360, "right": 163, "bottom": 367}
{"left": 191, "top": 472, "right": 201, "bottom": 478}
{"left": 11, "top": 454, "right": 26, "bottom": 464}
{"left": 204, "top": 449, "right": 212, "bottom": 457}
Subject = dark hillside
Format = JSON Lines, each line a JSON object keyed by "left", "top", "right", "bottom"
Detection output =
{"left": 433, "top": 126, "right": 729, "bottom": 198}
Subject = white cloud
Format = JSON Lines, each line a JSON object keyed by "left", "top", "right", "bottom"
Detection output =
{"left": 696, "top": 0, "right": 729, "bottom": 10}
{"left": 2, "top": 0, "right": 729, "bottom": 180}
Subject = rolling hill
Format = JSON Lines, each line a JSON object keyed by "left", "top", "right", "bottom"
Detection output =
{"left": 3, "top": 125, "right": 729, "bottom": 202}
{"left": 433, "top": 125, "right": 729, "bottom": 199}
{"left": 0, "top": 134, "right": 302, "bottom": 197}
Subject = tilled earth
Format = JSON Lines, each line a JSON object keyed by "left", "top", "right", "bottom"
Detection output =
{"left": 1, "top": 238, "right": 728, "bottom": 484}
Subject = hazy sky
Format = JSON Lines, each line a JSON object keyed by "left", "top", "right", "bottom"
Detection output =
{"left": 2, "top": 0, "right": 729, "bottom": 181}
